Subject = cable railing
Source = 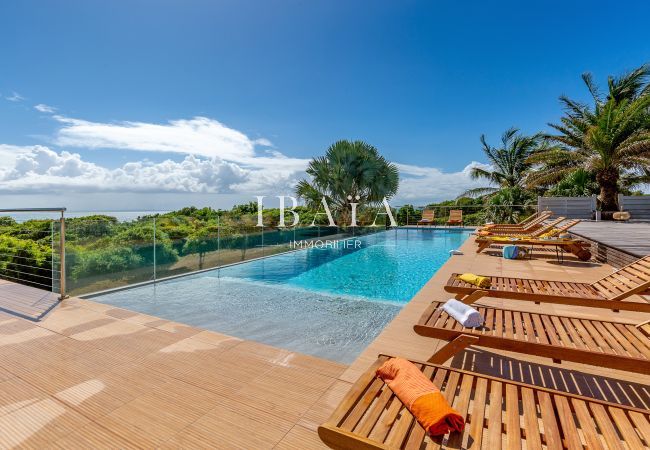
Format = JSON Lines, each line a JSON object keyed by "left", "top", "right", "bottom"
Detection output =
{"left": 0, "top": 203, "right": 540, "bottom": 298}
{"left": 392, "top": 204, "right": 539, "bottom": 226}
{"left": 0, "top": 208, "right": 67, "bottom": 298}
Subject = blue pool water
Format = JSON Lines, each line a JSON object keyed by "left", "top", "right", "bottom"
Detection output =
{"left": 96, "top": 228, "right": 471, "bottom": 363}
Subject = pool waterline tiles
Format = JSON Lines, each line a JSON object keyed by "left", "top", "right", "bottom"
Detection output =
{"left": 96, "top": 228, "right": 472, "bottom": 363}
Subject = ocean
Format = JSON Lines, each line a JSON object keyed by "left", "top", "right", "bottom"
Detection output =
{"left": 3, "top": 210, "right": 170, "bottom": 223}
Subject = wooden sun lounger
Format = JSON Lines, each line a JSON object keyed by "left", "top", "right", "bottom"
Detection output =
{"left": 318, "top": 354, "right": 650, "bottom": 450}
{"left": 479, "top": 210, "right": 552, "bottom": 232}
{"left": 447, "top": 209, "right": 463, "bottom": 227}
{"left": 417, "top": 209, "right": 435, "bottom": 226}
{"left": 476, "top": 237, "right": 592, "bottom": 260}
{"left": 445, "top": 256, "right": 650, "bottom": 312}
{"left": 414, "top": 301, "right": 650, "bottom": 374}
{"left": 478, "top": 216, "right": 567, "bottom": 237}
{"left": 475, "top": 229, "right": 591, "bottom": 261}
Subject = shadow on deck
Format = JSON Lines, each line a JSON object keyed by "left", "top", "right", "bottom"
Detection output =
{"left": 0, "top": 279, "right": 59, "bottom": 321}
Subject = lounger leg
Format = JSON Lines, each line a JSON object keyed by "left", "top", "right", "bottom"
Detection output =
{"left": 428, "top": 335, "right": 480, "bottom": 364}
{"left": 457, "top": 290, "right": 488, "bottom": 305}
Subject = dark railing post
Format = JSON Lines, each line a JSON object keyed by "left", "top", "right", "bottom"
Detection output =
{"left": 59, "top": 210, "right": 67, "bottom": 300}
{"left": 153, "top": 217, "right": 157, "bottom": 283}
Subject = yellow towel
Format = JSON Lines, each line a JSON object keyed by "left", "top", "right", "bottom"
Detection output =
{"left": 489, "top": 236, "right": 523, "bottom": 242}
{"left": 538, "top": 228, "right": 559, "bottom": 239}
{"left": 457, "top": 273, "right": 491, "bottom": 288}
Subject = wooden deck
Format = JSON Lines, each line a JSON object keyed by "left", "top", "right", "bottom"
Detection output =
{"left": 1, "top": 231, "right": 650, "bottom": 448}
{"left": 0, "top": 279, "right": 59, "bottom": 320}
{"left": 572, "top": 221, "right": 650, "bottom": 257}
{"left": 0, "top": 294, "right": 346, "bottom": 448}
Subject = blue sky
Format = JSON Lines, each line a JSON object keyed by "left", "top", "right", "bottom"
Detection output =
{"left": 1, "top": 0, "right": 649, "bottom": 211}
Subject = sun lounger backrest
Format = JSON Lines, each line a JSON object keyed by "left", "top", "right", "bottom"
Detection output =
{"left": 532, "top": 218, "right": 581, "bottom": 237}
{"left": 590, "top": 255, "right": 650, "bottom": 300}
{"left": 519, "top": 211, "right": 541, "bottom": 225}
{"left": 521, "top": 211, "right": 553, "bottom": 230}
{"left": 421, "top": 209, "right": 434, "bottom": 220}
{"left": 529, "top": 217, "right": 565, "bottom": 236}
{"left": 556, "top": 219, "right": 580, "bottom": 232}
{"left": 449, "top": 209, "right": 462, "bottom": 221}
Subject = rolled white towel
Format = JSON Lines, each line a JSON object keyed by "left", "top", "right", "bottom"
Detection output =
{"left": 449, "top": 249, "right": 464, "bottom": 255}
{"left": 441, "top": 299, "right": 484, "bottom": 328}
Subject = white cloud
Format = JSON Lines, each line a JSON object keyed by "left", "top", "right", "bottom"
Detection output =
{"left": 393, "top": 161, "right": 492, "bottom": 205}
{"left": 0, "top": 144, "right": 490, "bottom": 205}
{"left": 34, "top": 104, "right": 56, "bottom": 113}
{"left": 0, "top": 144, "right": 39, "bottom": 170}
{"left": 53, "top": 115, "right": 274, "bottom": 164}
{"left": 5, "top": 92, "right": 25, "bottom": 102}
{"left": 0, "top": 111, "right": 490, "bottom": 206}
{"left": 0, "top": 145, "right": 301, "bottom": 195}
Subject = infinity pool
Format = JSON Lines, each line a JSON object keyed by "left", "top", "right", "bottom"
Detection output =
{"left": 96, "top": 228, "right": 471, "bottom": 363}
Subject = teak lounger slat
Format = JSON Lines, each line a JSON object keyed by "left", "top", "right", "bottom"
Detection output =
{"left": 478, "top": 210, "right": 552, "bottom": 232}
{"left": 445, "top": 256, "right": 650, "bottom": 312}
{"left": 480, "top": 216, "right": 567, "bottom": 236}
{"left": 318, "top": 354, "right": 650, "bottom": 450}
{"left": 414, "top": 301, "right": 650, "bottom": 374}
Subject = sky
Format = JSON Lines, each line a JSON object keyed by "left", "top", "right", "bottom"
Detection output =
{"left": 1, "top": 0, "right": 649, "bottom": 212}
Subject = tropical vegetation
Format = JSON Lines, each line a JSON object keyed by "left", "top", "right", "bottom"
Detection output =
{"left": 461, "top": 127, "right": 543, "bottom": 198}
{"left": 528, "top": 63, "right": 650, "bottom": 210}
{"left": 296, "top": 140, "right": 399, "bottom": 225}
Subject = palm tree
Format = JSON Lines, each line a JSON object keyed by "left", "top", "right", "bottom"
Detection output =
{"left": 528, "top": 63, "right": 650, "bottom": 211}
{"left": 461, "top": 127, "right": 542, "bottom": 198}
{"left": 296, "top": 140, "right": 399, "bottom": 225}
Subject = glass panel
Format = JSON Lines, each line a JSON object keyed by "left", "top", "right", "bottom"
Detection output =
{"left": 65, "top": 216, "right": 154, "bottom": 296}
{"left": 0, "top": 215, "right": 56, "bottom": 291}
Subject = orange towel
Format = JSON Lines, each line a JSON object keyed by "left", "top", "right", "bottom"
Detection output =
{"left": 376, "top": 357, "right": 465, "bottom": 436}
{"left": 478, "top": 230, "right": 492, "bottom": 236}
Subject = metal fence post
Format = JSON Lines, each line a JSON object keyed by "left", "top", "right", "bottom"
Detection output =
{"left": 618, "top": 193, "right": 624, "bottom": 211}
{"left": 153, "top": 217, "right": 157, "bottom": 282}
{"left": 59, "top": 211, "right": 67, "bottom": 300}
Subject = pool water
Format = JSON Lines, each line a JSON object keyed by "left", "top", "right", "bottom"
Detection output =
{"left": 96, "top": 228, "right": 471, "bottom": 363}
